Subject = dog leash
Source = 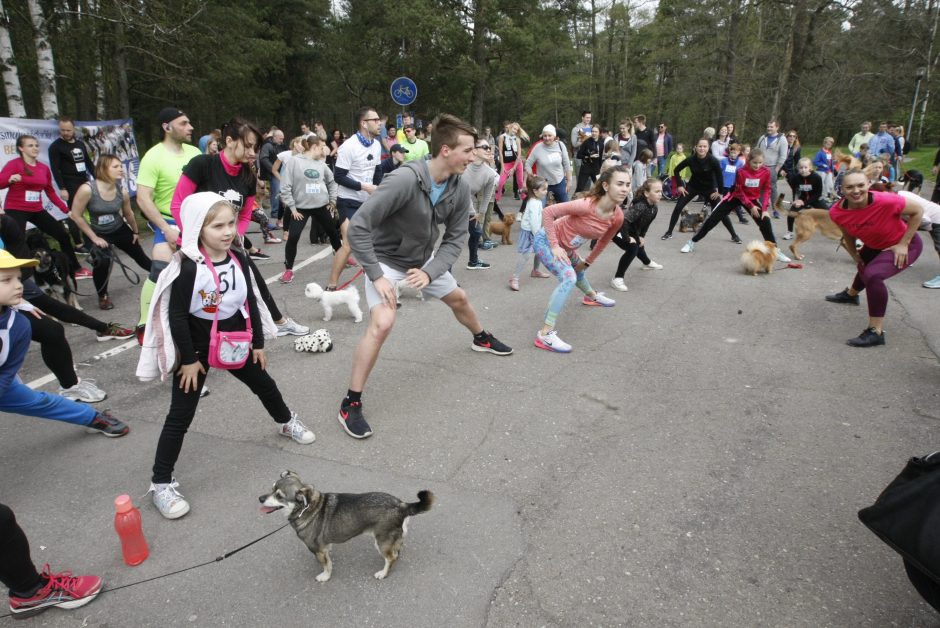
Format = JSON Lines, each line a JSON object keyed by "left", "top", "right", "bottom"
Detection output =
{"left": 0, "top": 522, "right": 291, "bottom": 619}
{"left": 336, "top": 267, "right": 364, "bottom": 291}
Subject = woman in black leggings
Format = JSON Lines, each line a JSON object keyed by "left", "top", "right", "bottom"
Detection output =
{"left": 661, "top": 138, "right": 736, "bottom": 241}
{"left": 68, "top": 155, "right": 151, "bottom": 310}
{"left": 0, "top": 135, "right": 86, "bottom": 278}
{"left": 277, "top": 136, "right": 340, "bottom": 284}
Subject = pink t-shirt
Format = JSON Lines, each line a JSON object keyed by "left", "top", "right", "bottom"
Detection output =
{"left": 829, "top": 191, "right": 907, "bottom": 250}
{"left": 542, "top": 198, "right": 624, "bottom": 265}
{"left": 656, "top": 134, "right": 666, "bottom": 157}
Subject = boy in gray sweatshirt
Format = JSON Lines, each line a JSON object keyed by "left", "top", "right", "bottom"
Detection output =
{"left": 337, "top": 114, "right": 513, "bottom": 440}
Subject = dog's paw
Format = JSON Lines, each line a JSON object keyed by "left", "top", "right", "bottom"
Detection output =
{"left": 322, "top": 316, "right": 331, "bottom": 322}
{"left": 316, "top": 572, "right": 331, "bottom": 583}
{"left": 373, "top": 570, "right": 387, "bottom": 580}
{"left": 354, "top": 316, "right": 362, "bottom": 323}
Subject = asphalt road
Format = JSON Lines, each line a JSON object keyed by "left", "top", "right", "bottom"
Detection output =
{"left": 1, "top": 195, "right": 938, "bottom": 627}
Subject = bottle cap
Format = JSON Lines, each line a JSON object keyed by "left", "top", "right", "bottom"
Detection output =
{"left": 114, "top": 494, "right": 133, "bottom": 513}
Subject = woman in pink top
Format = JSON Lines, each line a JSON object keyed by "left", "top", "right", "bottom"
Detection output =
{"left": 533, "top": 166, "right": 629, "bottom": 353}
{"left": 0, "top": 135, "right": 88, "bottom": 278}
{"left": 824, "top": 170, "right": 924, "bottom": 347}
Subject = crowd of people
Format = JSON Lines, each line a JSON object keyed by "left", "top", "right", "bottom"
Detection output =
{"left": 1, "top": 105, "right": 938, "bottom": 618}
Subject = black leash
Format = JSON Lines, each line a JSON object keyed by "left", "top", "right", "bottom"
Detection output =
{"left": 0, "top": 522, "right": 290, "bottom": 619}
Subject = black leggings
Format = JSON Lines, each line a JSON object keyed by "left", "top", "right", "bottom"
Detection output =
{"left": 612, "top": 234, "right": 651, "bottom": 277}
{"left": 665, "top": 188, "right": 722, "bottom": 235}
{"left": 151, "top": 353, "right": 290, "bottom": 483}
{"left": 286, "top": 207, "right": 340, "bottom": 268}
{"left": 693, "top": 197, "right": 773, "bottom": 244}
{"left": 26, "top": 312, "right": 78, "bottom": 389}
{"left": 786, "top": 201, "right": 828, "bottom": 232}
{"left": 26, "top": 288, "right": 109, "bottom": 334}
{"left": 0, "top": 503, "right": 42, "bottom": 595}
{"left": 5, "top": 209, "right": 81, "bottom": 273}
{"left": 91, "top": 223, "right": 152, "bottom": 295}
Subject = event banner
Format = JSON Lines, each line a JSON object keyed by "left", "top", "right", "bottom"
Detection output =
{"left": 0, "top": 117, "right": 140, "bottom": 219}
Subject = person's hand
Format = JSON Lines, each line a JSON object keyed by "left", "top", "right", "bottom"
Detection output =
{"left": 710, "top": 191, "right": 721, "bottom": 201}
{"left": 8, "top": 174, "right": 21, "bottom": 183}
{"left": 163, "top": 227, "right": 180, "bottom": 247}
{"left": 372, "top": 276, "right": 398, "bottom": 309}
{"left": 177, "top": 361, "right": 206, "bottom": 394}
{"left": 639, "top": 236, "right": 645, "bottom": 247}
{"left": 291, "top": 210, "right": 302, "bottom": 221}
{"left": 27, "top": 307, "right": 44, "bottom": 319}
{"left": 677, "top": 186, "right": 688, "bottom": 197}
{"left": 933, "top": 165, "right": 939, "bottom": 175}
{"left": 361, "top": 183, "right": 377, "bottom": 194}
{"left": 60, "top": 188, "right": 69, "bottom": 201}
{"left": 551, "top": 245, "right": 570, "bottom": 265}
{"left": 887, "top": 242, "right": 910, "bottom": 268}
{"left": 404, "top": 268, "right": 431, "bottom": 290}
{"left": 92, "top": 236, "right": 108, "bottom": 249}
{"left": 628, "top": 236, "right": 637, "bottom": 244}
{"left": 253, "top": 348, "right": 267, "bottom": 370}
{"left": 574, "top": 261, "right": 588, "bottom": 273}
{"left": 792, "top": 199, "right": 804, "bottom": 209}
{"left": 131, "top": 232, "right": 140, "bottom": 245}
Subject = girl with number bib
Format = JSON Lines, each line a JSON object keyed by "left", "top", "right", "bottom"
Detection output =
{"left": 138, "top": 192, "right": 315, "bottom": 521}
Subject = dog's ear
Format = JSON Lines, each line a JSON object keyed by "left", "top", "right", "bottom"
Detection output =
{"left": 281, "top": 470, "right": 298, "bottom": 479}
{"left": 295, "top": 485, "right": 317, "bottom": 507}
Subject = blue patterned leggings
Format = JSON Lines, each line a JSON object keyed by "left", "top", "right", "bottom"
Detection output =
{"left": 533, "top": 231, "right": 594, "bottom": 328}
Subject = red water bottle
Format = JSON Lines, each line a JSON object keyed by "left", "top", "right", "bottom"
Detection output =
{"left": 114, "top": 494, "right": 149, "bottom": 566}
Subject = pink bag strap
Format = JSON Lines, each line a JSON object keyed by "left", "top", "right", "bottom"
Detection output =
{"left": 199, "top": 249, "right": 252, "bottom": 337}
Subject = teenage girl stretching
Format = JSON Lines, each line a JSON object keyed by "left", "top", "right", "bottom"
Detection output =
{"left": 610, "top": 177, "right": 664, "bottom": 292}
{"left": 140, "top": 193, "right": 315, "bottom": 520}
{"left": 533, "top": 166, "right": 629, "bottom": 353}
{"left": 661, "top": 139, "right": 729, "bottom": 240}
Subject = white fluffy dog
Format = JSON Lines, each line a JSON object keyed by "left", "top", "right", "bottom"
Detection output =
{"left": 304, "top": 282, "right": 363, "bottom": 323}
{"left": 394, "top": 280, "right": 424, "bottom": 304}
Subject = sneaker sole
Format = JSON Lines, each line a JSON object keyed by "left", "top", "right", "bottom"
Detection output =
{"left": 281, "top": 430, "right": 316, "bottom": 444}
{"left": 582, "top": 300, "right": 615, "bottom": 307}
{"left": 824, "top": 298, "right": 859, "bottom": 305}
{"left": 466, "top": 265, "right": 490, "bottom": 270}
{"left": 157, "top": 502, "right": 191, "bottom": 519}
{"left": 337, "top": 413, "right": 373, "bottom": 439}
{"left": 534, "top": 337, "right": 571, "bottom": 353}
{"left": 96, "top": 335, "right": 130, "bottom": 342}
{"left": 11, "top": 588, "right": 102, "bottom": 616}
{"left": 471, "top": 343, "right": 513, "bottom": 356}
{"left": 64, "top": 394, "right": 107, "bottom": 403}
{"left": 85, "top": 426, "right": 127, "bottom": 437}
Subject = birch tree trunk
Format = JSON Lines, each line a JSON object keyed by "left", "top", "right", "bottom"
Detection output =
{"left": 0, "top": 0, "right": 25, "bottom": 117}
{"left": 27, "top": 0, "right": 59, "bottom": 118}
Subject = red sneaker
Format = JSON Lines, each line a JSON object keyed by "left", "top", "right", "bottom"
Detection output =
{"left": 8, "top": 564, "right": 103, "bottom": 617}
{"left": 73, "top": 268, "right": 93, "bottom": 279}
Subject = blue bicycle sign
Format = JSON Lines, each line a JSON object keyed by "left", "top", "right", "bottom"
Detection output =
{"left": 390, "top": 77, "right": 417, "bottom": 106}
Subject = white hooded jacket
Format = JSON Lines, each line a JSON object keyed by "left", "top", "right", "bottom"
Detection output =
{"left": 136, "top": 192, "right": 278, "bottom": 382}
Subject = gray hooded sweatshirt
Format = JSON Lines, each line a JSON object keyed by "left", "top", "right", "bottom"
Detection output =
{"left": 279, "top": 154, "right": 337, "bottom": 210}
{"left": 348, "top": 160, "right": 470, "bottom": 282}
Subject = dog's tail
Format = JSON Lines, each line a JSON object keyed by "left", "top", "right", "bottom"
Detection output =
{"left": 404, "top": 490, "right": 435, "bottom": 516}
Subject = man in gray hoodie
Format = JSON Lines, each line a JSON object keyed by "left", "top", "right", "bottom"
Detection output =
{"left": 337, "top": 114, "right": 513, "bottom": 439}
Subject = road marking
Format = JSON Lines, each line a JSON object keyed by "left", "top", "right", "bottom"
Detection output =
{"left": 25, "top": 246, "right": 333, "bottom": 390}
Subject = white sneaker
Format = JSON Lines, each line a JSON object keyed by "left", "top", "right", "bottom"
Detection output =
{"left": 680, "top": 241, "right": 694, "bottom": 253}
{"left": 276, "top": 317, "right": 309, "bottom": 337}
{"left": 583, "top": 292, "right": 616, "bottom": 307}
{"left": 782, "top": 232, "right": 794, "bottom": 240}
{"left": 642, "top": 261, "right": 663, "bottom": 270}
{"left": 59, "top": 379, "right": 106, "bottom": 403}
{"left": 148, "top": 479, "right": 190, "bottom": 519}
{"left": 279, "top": 412, "right": 315, "bottom": 444}
{"left": 534, "top": 330, "right": 572, "bottom": 353}
{"left": 775, "top": 249, "right": 792, "bottom": 263}
{"left": 610, "top": 277, "right": 628, "bottom": 291}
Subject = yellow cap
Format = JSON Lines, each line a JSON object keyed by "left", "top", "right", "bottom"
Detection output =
{"left": 0, "top": 249, "right": 38, "bottom": 270}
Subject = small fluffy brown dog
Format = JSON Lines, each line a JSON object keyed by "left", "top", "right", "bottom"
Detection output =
{"left": 487, "top": 212, "right": 516, "bottom": 245}
{"left": 740, "top": 240, "right": 778, "bottom": 275}
{"left": 788, "top": 208, "right": 843, "bottom": 260}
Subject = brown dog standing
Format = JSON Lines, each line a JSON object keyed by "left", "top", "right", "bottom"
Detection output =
{"left": 488, "top": 212, "right": 516, "bottom": 245}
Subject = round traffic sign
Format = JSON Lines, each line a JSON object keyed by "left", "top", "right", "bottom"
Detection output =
{"left": 390, "top": 77, "right": 417, "bottom": 106}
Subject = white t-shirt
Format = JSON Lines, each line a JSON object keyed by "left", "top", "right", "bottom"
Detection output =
{"left": 336, "top": 137, "right": 383, "bottom": 203}
{"left": 189, "top": 256, "right": 248, "bottom": 321}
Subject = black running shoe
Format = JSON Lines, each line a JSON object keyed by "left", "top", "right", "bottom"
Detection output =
{"left": 825, "top": 289, "right": 860, "bottom": 305}
{"left": 846, "top": 328, "right": 885, "bottom": 347}
{"left": 249, "top": 250, "right": 271, "bottom": 260}
{"left": 731, "top": 236, "right": 742, "bottom": 244}
{"left": 472, "top": 331, "right": 513, "bottom": 356}
{"left": 661, "top": 232, "right": 673, "bottom": 240}
{"left": 85, "top": 410, "right": 129, "bottom": 438}
{"left": 338, "top": 401, "right": 372, "bottom": 439}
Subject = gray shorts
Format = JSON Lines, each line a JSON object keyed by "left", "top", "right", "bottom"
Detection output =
{"left": 364, "top": 261, "right": 458, "bottom": 309}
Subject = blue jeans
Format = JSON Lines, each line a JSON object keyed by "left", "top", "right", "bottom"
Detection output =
{"left": 0, "top": 381, "right": 96, "bottom": 426}
{"left": 656, "top": 156, "right": 667, "bottom": 177}
{"left": 269, "top": 178, "right": 282, "bottom": 220}
{"left": 548, "top": 181, "right": 569, "bottom": 204}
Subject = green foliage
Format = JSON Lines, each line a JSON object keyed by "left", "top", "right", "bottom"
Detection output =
{"left": 0, "top": 0, "right": 936, "bottom": 152}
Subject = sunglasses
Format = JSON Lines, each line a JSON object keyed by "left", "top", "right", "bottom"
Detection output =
{"left": 475, "top": 145, "right": 491, "bottom": 150}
